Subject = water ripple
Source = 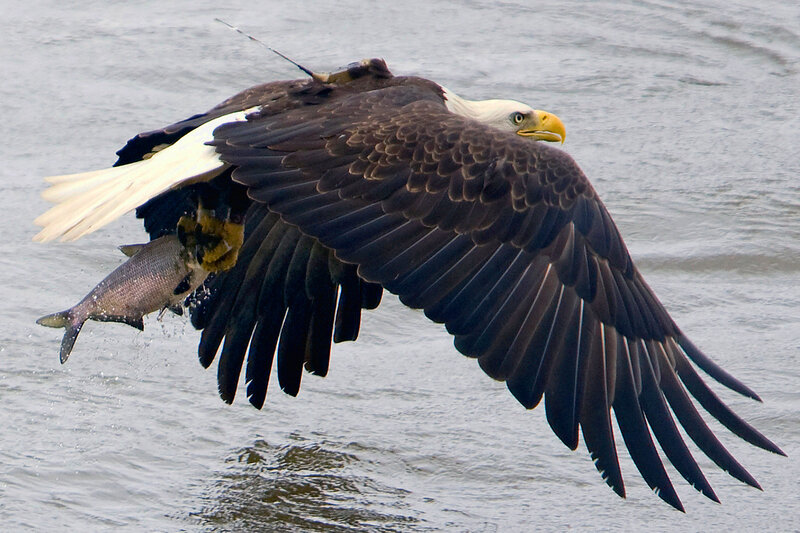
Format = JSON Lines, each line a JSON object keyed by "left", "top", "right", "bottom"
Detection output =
{"left": 192, "top": 440, "right": 425, "bottom": 532}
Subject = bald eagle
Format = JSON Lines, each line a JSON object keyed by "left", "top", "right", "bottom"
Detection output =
{"left": 34, "top": 58, "right": 783, "bottom": 510}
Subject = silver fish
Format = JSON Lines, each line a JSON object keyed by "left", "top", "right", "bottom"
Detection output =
{"left": 37, "top": 234, "right": 209, "bottom": 363}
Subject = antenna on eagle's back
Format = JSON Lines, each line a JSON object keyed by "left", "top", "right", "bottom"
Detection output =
{"left": 214, "top": 18, "right": 328, "bottom": 81}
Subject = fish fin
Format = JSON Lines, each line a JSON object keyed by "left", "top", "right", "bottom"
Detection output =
{"left": 173, "top": 274, "right": 193, "bottom": 295}
{"left": 118, "top": 243, "right": 147, "bottom": 257}
{"left": 123, "top": 317, "right": 145, "bottom": 331}
{"left": 95, "top": 314, "right": 145, "bottom": 331}
{"left": 158, "top": 305, "right": 184, "bottom": 321}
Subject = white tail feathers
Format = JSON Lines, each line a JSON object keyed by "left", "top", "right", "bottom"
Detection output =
{"left": 33, "top": 109, "right": 254, "bottom": 242}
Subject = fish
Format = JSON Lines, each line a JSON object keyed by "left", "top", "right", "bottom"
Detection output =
{"left": 36, "top": 234, "right": 209, "bottom": 363}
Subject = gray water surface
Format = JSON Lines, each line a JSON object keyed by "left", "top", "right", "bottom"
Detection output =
{"left": 2, "top": 1, "right": 799, "bottom": 531}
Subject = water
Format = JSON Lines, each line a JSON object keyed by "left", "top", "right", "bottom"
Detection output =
{"left": 2, "top": 0, "right": 799, "bottom": 530}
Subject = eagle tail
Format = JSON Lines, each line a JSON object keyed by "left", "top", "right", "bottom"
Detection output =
{"left": 32, "top": 110, "right": 253, "bottom": 243}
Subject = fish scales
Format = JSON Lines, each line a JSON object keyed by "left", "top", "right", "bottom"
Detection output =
{"left": 87, "top": 236, "right": 194, "bottom": 319}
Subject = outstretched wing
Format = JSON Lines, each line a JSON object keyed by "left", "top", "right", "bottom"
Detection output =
{"left": 201, "top": 86, "right": 782, "bottom": 510}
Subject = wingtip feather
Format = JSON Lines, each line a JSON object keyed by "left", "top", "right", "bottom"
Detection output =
{"left": 676, "top": 335, "right": 761, "bottom": 401}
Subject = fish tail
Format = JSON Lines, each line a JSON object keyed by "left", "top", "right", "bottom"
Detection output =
{"left": 36, "top": 310, "right": 84, "bottom": 363}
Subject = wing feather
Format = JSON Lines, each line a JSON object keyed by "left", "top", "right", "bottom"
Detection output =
{"left": 544, "top": 296, "right": 589, "bottom": 450}
{"left": 580, "top": 323, "right": 625, "bottom": 496}
{"left": 370, "top": 228, "right": 466, "bottom": 285}
{"left": 276, "top": 292, "right": 312, "bottom": 396}
{"left": 614, "top": 340, "right": 684, "bottom": 511}
{"left": 659, "top": 345, "right": 762, "bottom": 489}
{"left": 638, "top": 342, "right": 718, "bottom": 501}
{"left": 244, "top": 300, "right": 283, "bottom": 409}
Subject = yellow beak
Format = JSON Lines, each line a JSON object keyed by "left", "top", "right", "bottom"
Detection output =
{"left": 517, "top": 110, "right": 566, "bottom": 144}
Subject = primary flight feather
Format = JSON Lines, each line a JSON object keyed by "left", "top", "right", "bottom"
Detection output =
{"left": 34, "top": 58, "right": 784, "bottom": 511}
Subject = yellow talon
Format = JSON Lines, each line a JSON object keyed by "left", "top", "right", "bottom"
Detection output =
{"left": 201, "top": 221, "right": 244, "bottom": 272}
{"left": 176, "top": 209, "right": 244, "bottom": 273}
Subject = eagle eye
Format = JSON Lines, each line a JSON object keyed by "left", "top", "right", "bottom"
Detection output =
{"left": 511, "top": 112, "right": 525, "bottom": 125}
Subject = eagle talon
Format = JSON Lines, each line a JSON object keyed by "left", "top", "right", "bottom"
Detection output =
{"left": 176, "top": 211, "right": 243, "bottom": 273}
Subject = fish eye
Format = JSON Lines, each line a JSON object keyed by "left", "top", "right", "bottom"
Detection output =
{"left": 511, "top": 112, "right": 525, "bottom": 125}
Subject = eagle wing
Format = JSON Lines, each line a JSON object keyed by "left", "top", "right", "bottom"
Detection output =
{"left": 194, "top": 86, "right": 783, "bottom": 510}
